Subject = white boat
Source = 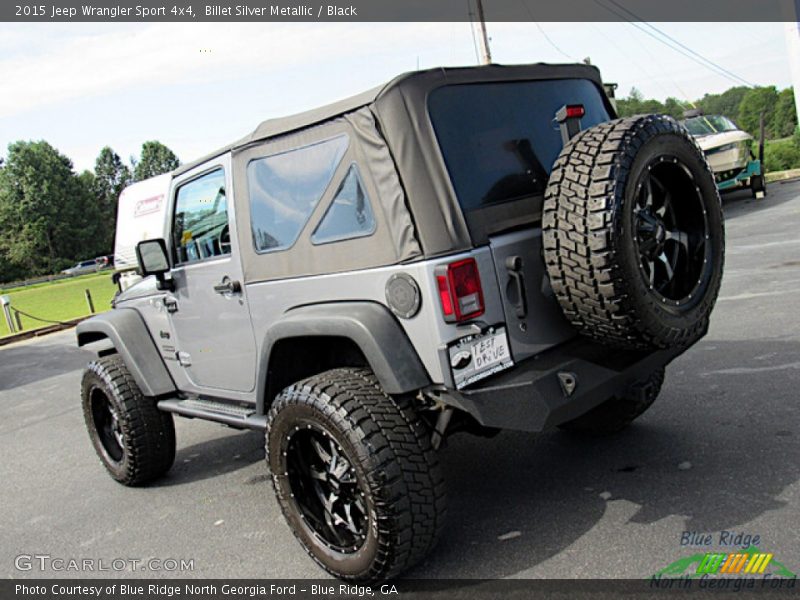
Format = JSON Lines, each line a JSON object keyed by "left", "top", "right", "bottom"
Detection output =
{"left": 681, "top": 113, "right": 754, "bottom": 179}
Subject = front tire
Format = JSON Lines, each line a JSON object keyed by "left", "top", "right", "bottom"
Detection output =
{"left": 81, "top": 356, "right": 175, "bottom": 485}
{"left": 266, "top": 368, "right": 446, "bottom": 582}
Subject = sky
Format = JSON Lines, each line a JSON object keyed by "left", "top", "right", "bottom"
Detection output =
{"left": 0, "top": 21, "right": 795, "bottom": 172}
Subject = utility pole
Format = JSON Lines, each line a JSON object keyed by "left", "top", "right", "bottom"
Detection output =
{"left": 474, "top": 0, "right": 492, "bottom": 65}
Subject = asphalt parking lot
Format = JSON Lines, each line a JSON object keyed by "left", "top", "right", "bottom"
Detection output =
{"left": 2, "top": 181, "right": 799, "bottom": 580}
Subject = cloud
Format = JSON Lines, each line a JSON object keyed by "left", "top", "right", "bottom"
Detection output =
{"left": 0, "top": 22, "right": 458, "bottom": 119}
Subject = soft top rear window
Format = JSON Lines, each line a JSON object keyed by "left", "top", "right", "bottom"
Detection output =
{"left": 428, "top": 78, "right": 611, "bottom": 215}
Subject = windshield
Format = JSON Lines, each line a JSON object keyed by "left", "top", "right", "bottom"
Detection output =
{"left": 428, "top": 78, "right": 611, "bottom": 215}
{"left": 682, "top": 115, "right": 739, "bottom": 137}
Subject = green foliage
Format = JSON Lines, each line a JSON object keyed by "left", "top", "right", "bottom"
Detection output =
{"left": 615, "top": 87, "right": 685, "bottom": 119}
{"left": 697, "top": 86, "right": 749, "bottom": 122}
{"left": 133, "top": 140, "right": 180, "bottom": 181}
{"left": 94, "top": 147, "right": 131, "bottom": 253}
{"left": 0, "top": 138, "right": 180, "bottom": 282}
{"left": 617, "top": 85, "right": 798, "bottom": 145}
{"left": 773, "top": 88, "right": 798, "bottom": 139}
{"left": 763, "top": 137, "right": 800, "bottom": 173}
{"left": 0, "top": 141, "right": 105, "bottom": 283}
{"left": 737, "top": 86, "right": 779, "bottom": 138}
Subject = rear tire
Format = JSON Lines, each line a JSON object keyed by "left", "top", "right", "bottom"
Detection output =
{"left": 559, "top": 367, "right": 665, "bottom": 435}
{"left": 266, "top": 368, "right": 446, "bottom": 582}
{"left": 81, "top": 356, "right": 175, "bottom": 485}
{"left": 543, "top": 115, "right": 725, "bottom": 350}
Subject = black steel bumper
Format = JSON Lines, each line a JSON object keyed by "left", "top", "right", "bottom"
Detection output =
{"left": 438, "top": 337, "right": 684, "bottom": 433}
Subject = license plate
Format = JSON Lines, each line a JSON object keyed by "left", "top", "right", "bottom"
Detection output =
{"left": 449, "top": 326, "right": 513, "bottom": 389}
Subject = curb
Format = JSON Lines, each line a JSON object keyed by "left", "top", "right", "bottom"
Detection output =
{"left": 0, "top": 316, "right": 88, "bottom": 347}
{"left": 766, "top": 169, "right": 800, "bottom": 184}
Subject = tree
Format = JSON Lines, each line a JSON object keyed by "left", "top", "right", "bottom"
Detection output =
{"left": 773, "top": 88, "right": 798, "bottom": 139}
{"left": 738, "top": 86, "right": 779, "bottom": 139}
{"left": 0, "top": 141, "right": 104, "bottom": 281}
{"left": 662, "top": 97, "right": 686, "bottom": 119}
{"left": 616, "top": 87, "right": 646, "bottom": 117}
{"left": 133, "top": 141, "right": 180, "bottom": 181}
{"left": 94, "top": 147, "right": 131, "bottom": 252}
{"left": 698, "top": 86, "right": 749, "bottom": 123}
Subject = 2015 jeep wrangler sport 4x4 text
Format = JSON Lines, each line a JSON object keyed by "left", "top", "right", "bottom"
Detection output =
{"left": 77, "top": 63, "right": 724, "bottom": 581}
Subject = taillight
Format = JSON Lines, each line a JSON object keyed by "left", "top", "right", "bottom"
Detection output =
{"left": 435, "top": 258, "right": 485, "bottom": 322}
{"left": 564, "top": 104, "right": 586, "bottom": 119}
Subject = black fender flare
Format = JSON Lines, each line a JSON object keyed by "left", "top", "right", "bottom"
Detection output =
{"left": 257, "top": 302, "right": 430, "bottom": 413}
{"left": 76, "top": 309, "right": 176, "bottom": 397}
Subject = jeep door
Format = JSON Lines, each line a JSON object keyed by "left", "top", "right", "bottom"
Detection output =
{"left": 163, "top": 155, "right": 257, "bottom": 395}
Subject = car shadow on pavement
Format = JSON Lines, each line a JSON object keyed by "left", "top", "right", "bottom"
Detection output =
{"left": 407, "top": 338, "right": 800, "bottom": 579}
{"left": 0, "top": 340, "right": 95, "bottom": 391}
{"left": 152, "top": 429, "right": 265, "bottom": 487}
{"left": 721, "top": 180, "right": 800, "bottom": 221}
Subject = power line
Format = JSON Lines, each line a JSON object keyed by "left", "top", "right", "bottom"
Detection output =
{"left": 617, "top": 23, "right": 694, "bottom": 104}
{"left": 534, "top": 22, "right": 575, "bottom": 61}
{"left": 609, "top": 0, "right": 755, "bottom": 88}
{"left": 517, "top": 0, "right": 576, "bottom": 61}
{"left": 590, "top": 23, "right": 684, "bottom": 102}
{"left": 595, "top": 0, "right": 755, "bottom": 88}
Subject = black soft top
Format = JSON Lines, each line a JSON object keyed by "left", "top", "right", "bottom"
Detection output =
{"left": 177, "top": 63, "right": 611, "bottom": 259}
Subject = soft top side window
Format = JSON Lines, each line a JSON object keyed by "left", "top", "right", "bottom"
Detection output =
{"left": 248, "top": 135, "right": 349, "bottom": 254}
{"left": 172, "top": 168, "right": 229, "bottom": 265}
{"left": 311, "top": 164, "right": 376, "bottom": 245}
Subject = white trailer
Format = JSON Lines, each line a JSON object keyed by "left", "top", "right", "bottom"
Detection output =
{"left": 113, "top": 173, "right": 172, "bottom": 291}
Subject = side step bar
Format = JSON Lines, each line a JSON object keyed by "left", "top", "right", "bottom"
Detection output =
{"left": 158, "top": 398, "right": 267, "bottom": 431}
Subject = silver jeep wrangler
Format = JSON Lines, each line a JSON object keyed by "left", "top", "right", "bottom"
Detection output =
{"left": 77, "top": 63, "right": 724, "bottom": 581}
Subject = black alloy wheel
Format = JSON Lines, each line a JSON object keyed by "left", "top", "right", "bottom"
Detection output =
{"left": 284, "top": 423, "right": 369, "bottom": 553}
{"left": 89, "top": 386, "right": 125, "bottom": 464}
{"left": 81, "top": 356, "right": 176, "bottom": 485}
{"left": 266, "top": 368, "right": 446, "bottom": 582}
{"left": 634, "top": 156, "right": 711, "bottom": 307}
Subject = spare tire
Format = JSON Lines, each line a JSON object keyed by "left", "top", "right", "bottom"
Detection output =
{"left": 542, "top": 115, "right": 724, "bottom": 350}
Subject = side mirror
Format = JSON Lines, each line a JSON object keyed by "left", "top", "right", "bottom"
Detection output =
{"left": 135, "top": 239, "right": 174, "bottom": 291}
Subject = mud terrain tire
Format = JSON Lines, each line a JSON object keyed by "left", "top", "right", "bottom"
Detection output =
{"left": 81, "top": 356, "right": 175, "bottom": 485}
{"left": 543, "top": 115, "right": 724, "bottom": 350}
{"left": 266, "top": 368, "right": 446, "bottom": 582}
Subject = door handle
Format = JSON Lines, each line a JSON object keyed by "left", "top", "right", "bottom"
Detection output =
{"left": 505, "top": 256, "right": 528, "bottom": 319}
{"left": 213, "top": 278, "right": 242, "bottom": 295}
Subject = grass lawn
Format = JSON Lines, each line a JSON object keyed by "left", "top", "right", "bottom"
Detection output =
{"left": 0, "top": 272, "right": 117, "bottom": 337}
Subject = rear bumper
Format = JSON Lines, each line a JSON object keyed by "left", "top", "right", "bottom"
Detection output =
{"left": 436, "top": 337, "right": 684, "bottom": 433}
